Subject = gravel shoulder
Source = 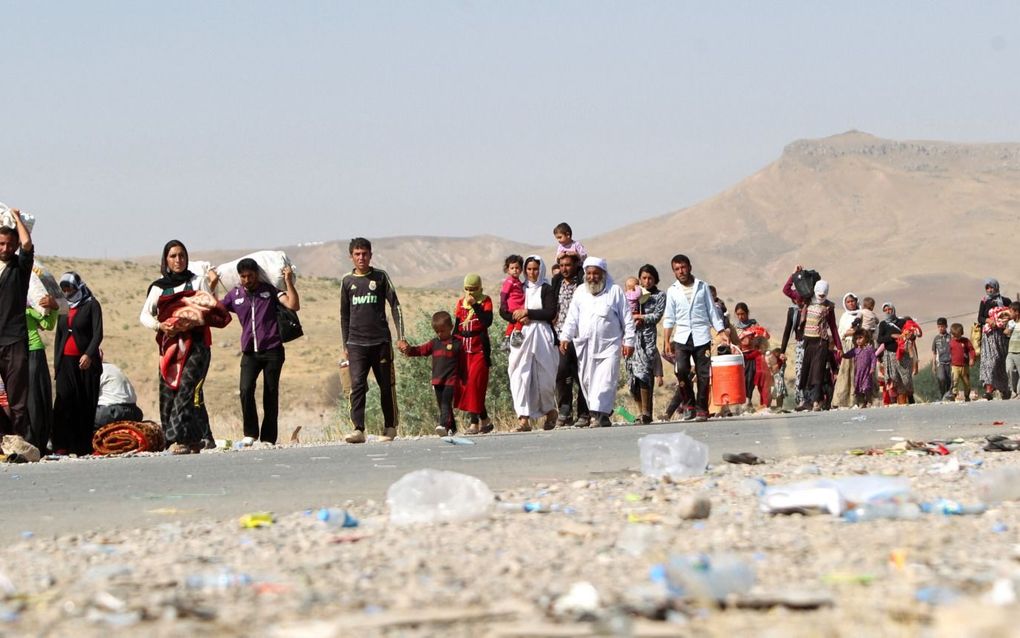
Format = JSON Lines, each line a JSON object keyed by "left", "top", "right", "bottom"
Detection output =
{"left": 3, "top": 420, "right": 1020, "bottom": 636}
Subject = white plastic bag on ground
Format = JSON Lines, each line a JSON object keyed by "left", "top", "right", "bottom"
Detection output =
{"left": 386, "top": 468, "right": 494, "bottom": 526}
{"left": 761, "top": 476, "right": 911, "bottom": 516}
{"left": 28, "top": 259, "right": 68, "bottom": 315}
{"left": 211, "top": 251, "right": 295, "bottom": 293}
{"left": 638, "top": 432, "right": 709, "bottom": 479}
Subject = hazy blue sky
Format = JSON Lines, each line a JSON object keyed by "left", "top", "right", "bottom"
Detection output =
{"left": 3, "top": 1, "right": 1018, "bottom": 258}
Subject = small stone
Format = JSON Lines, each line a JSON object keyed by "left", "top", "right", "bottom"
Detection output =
{"left": 676, "top": 495, "right": 711, "bottom": 520}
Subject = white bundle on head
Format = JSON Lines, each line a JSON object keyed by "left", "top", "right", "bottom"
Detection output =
{"left": 0, "top": 203, "right": 36, "bottom": 233}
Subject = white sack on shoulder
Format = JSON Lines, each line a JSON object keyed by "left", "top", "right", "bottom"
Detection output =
{"left": 212, "top": 251, "right": 295, "bottom": 292}
{"left": 28, "top": 259, "right": 69, "bottom": 315}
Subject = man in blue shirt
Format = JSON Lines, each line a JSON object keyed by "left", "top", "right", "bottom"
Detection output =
{"left": 209, "top": 258, "right": 299, "bottom": 445}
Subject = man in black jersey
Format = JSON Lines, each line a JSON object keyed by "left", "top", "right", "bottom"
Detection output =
{"left": 340, "top": 238, "right": 407, "bottom": 443}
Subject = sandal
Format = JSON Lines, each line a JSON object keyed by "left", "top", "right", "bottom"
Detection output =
{"left": 722, "top": 452, "right": 763, "bottom": 465}
{"left": 168, "top": 443, "right": 192, "bottom": 455}
{"left": 515, "top": 417, "right": 532, "bottom": 432}
{"left": 479, "top": 419, "right": 494, "bottom": 434}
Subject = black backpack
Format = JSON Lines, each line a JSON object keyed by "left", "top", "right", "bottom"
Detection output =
{"left": 792, "top": 269, "right": 821, "bottom": 301}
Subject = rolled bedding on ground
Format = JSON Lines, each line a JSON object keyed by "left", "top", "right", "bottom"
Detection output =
{"left": 92, "top": 421, "right": 166, "bottom": 455}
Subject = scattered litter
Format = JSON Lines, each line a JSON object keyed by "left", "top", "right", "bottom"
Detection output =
{"left": 186, "top": 567, "right": 253, "bottom": 591}
{"left": 316, "top": 508, "right": 359, "bottom": 528}
{"left": 442, "top": 436, "right": 475, "bottom": 446}
{"left": 658, "top": 554, "right": 755, "bottom": 604}
{"left": 915, "top": 586, "right": 961, "bottom": 606}
{"left": 386, "top": 469, "right": 493, "bottom": 526}
{"left": 638, "top": 432, "right": 708, "bottom": 479}
{"left": 551, "top": 581, "right": 600, "bottom": 620}
{"left": 722, "top": 452, "right": 763, "bottom": 465}
{"left": 919, "top": 498, "right": 986, "bottom": 516}
{"left": 238, "top": 512, "right": 275, "bottom": 529}
{"left": 762, "top": 476, "right": 911, "bottom": 516}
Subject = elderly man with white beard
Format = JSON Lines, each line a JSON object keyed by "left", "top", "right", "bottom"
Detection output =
{"left": 558, "top": 257, "right": 636, "bottom": 427}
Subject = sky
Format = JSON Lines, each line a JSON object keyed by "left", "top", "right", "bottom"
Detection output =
{"left": 2, "top": 1, "right": 1019, "bottom": 259}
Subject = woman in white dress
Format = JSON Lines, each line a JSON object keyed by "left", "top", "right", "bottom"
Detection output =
{"left": 500, "top": 255, "right": 558, "bottom": 431}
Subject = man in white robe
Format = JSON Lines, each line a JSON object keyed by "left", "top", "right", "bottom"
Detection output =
{"left": 558, "top": 257, "right": 635, "bottom": 427}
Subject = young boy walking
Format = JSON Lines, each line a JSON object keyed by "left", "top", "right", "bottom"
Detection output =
{"left": 931, "top": 317, "right": 953, "bottom": 400}
{"left": 949, "top": 323, "right": 975, "bottom": 402}
{"left": 399, "top": 311, "right": 465, "bottom": 436}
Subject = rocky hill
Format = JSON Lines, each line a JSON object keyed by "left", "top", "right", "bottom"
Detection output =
{"left": 143, "top": 131, "right": 1020, "bottom": 345}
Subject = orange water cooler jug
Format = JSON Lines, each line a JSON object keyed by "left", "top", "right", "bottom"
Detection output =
{"left": 711, "top": 353, "right": 746, "bottom": 406}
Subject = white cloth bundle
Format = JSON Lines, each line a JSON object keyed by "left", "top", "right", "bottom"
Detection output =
{"left": 0, "top": 202, "right": 35, "bottom": 233}
{"left": 28, "top": 259, "right": 69, "bottom": 315}
{"left": 212, "top": 251, "right": 295, "bottom": 292}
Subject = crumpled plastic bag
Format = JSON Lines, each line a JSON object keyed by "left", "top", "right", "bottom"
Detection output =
{"left": 2, "top": 435, "right": 41, "bottom": 463}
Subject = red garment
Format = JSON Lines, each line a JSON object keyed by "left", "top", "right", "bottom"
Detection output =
{"left": 454, "top": 296, "right": 492, "bottom": 415}
{"left": 895, "top": 319, "right": 922, "bottom": 361}
{"left": 63, "top": 307, "right": 82, "bottom": 357}
{"left": 950, "top": 337, "right": 974, "bottom": 367}
{"left": 156, "top": 290, "right": 231, "bottom": 390}
{"left": 752, "top": 360, "right": 771, "bottom": 407}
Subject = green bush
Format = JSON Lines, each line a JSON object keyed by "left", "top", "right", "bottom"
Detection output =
{"left": 336, "top": 311, "right": 516, "bottom": 437}
{"left": 911, "top": 360, "right": 981, "bottom": 402}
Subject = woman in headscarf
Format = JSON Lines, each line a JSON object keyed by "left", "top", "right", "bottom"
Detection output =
{"left": 626, "top": 265, "right": 666, "bottom": 424}
{"left": 454, "top": 273, "right": 493, "bottom": 434}
{"left": 140, "top": 240, "right": 228, "bottom": 454}
{"left": 500, "top": 255, "right": 558, "bottom": 431}
{"left": 978, "top": 279, "right": 1012, "bottom": 400}
{"left": 832, "top": 293, "right": 862, "bottom": 408}
{"left": 796, "top": 280, "right": 841, "bottom": 411}
{"left": 52, "top": 272, "right": 103, "bottom": 455}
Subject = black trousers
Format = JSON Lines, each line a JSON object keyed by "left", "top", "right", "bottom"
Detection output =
{"left": 53, "top": 356, "right": 101, "bottom": 456}
{"left": 348, "top": 342, "right": 398, "bottom": 431}
{"left": 434, "top": 384, "right": 456, "bottom": 432}
{"left": 95, "top": 403, "right": 144, "bottom": 428}
{"left": 0, "top": 339, "right": 31, "bottom": 437}
{"left": 239, "top": 347, "right": 285, "bottom": 443}
{"left": 673, "top": 337, "right": 712, "bottom": 413}
{"left": 27, "top": 348, "right": 53, "bottom": 452}
{"left": 556, "top": 342, "right": 589, "bottom": 419}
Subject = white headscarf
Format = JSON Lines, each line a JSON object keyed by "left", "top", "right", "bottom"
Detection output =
{"left": 812, "top": 279, "right": 829, "bottom": 304}
{"left": 523, "top": 254, "right": 547, "bottom": 289}
{"left": 582, "top": 256, "right": 614, "bottom": 291}
{"left": 523, "top": 255, "right": 547, "bottom": 311}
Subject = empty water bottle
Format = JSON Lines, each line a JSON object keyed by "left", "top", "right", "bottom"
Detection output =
{"left": 920, "top": 498, "right": 987, "bottom": 516}
{"left": 638, "top": 432, "right": 709, "bottom": 479}
{"left": 662, "top": 554, "right": 755, "bottom": 603}
{"left": 842, "top": 502, "right": 921, "bottom": 523}
{"left": 317, "top": 508, "right": 359, "bottom": 528}
{"left": 186, "top": 567, "right": 253, "bottom": 591}
{"left": 976, "top": 467, "right": 1020, "bottom": 503}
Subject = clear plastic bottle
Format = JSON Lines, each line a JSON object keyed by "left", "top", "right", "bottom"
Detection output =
{"left": 842, "top": 502, "right": 921, "bottom": 523}
{"left": 316, "top": 508, "right": 359, "bottom": 528}
{"left": 976, "top": 467, "right": 1020, "bottom": 503}
{"left": 920, "top": 499, "right": 987, "bottom": 516}
{"left": 664, "top": 554, "right": 754, "bottom": 603}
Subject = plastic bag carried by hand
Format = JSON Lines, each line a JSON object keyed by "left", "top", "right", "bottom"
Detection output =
{"left": 386, "top": 468, "right": 494, "bottom": 526}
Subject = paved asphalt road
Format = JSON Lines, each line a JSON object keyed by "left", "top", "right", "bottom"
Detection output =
{"left": 4, "top": 401, "right": 1020, "bottom": 539}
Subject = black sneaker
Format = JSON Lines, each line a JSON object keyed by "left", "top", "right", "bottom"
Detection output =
{"left": 694, "top": 411, "right": 709, "bottom": 423}
{"left": 681, "top": 409, "right": 696, "bottom": 422}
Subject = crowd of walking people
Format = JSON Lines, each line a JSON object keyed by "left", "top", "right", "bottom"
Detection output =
{"left": 0, "top": 207, "right": 1015, "bottom": 457}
